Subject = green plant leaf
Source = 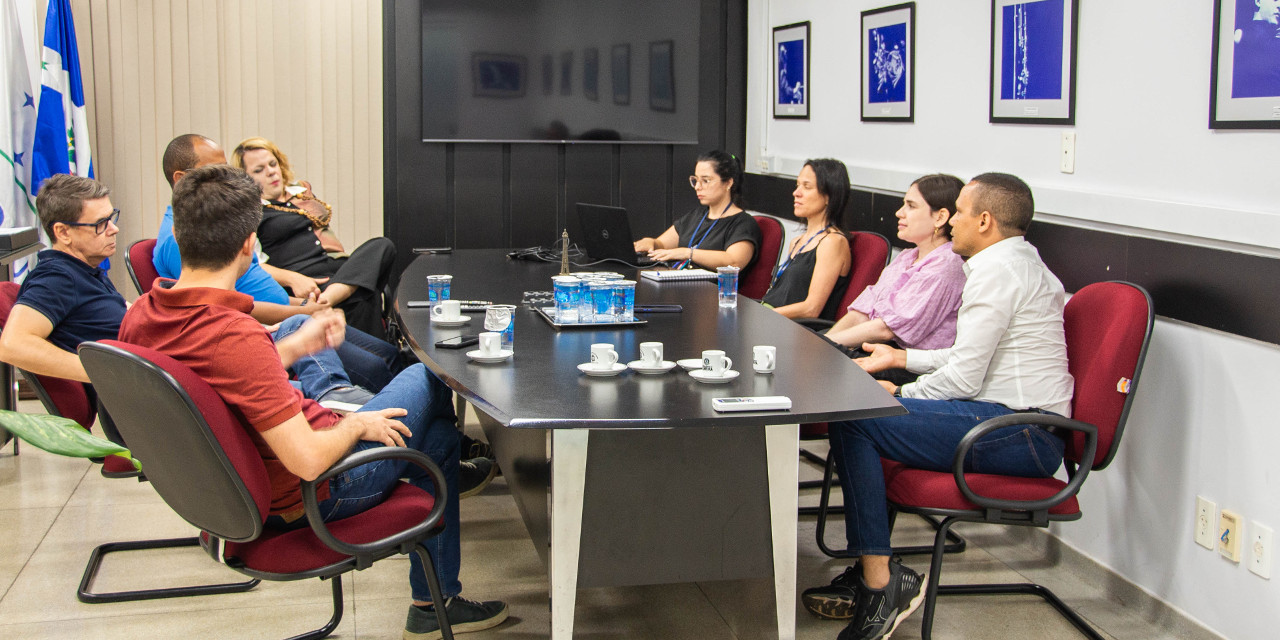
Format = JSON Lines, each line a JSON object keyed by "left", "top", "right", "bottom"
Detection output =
{"left": 0, "top": 410, "right": 140, "bottom": 469}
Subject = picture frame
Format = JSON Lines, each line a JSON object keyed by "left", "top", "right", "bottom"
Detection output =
{"left": 772, "top": 21, "right": 810, "bottom": 119}
{"left": 584, "top": 47, "right": 599, "bottom": 101}
{"left": 649, "top": 40, "right": 675, "bottom": 112}
{"left": 542, "top": 54, "right": 554, "bottom": 96}
{"left": 559, "top": 51, "right": 573, "bottom": 96}
{"left": 1210, "top": 0, "right": 1280, "bottom": 129}
{"left": 988, "top": 0, "right": 1078, "bottom": 125}
{"left": 861, "top": 3, "right": 915, "bottom": 122}
{"left": 612, "top": 44, "right": 631, "bottom": 106}
{"left": 471, "top": 53, "right": 527, "bottom": 98}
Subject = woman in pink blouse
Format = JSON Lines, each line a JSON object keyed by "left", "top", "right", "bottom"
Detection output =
{"left": 825, "top": 174, "right": 966, "bottom": 360}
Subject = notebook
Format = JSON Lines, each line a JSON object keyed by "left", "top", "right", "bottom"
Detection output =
{"left": 575, "top": 203, "right": 656, "bottom": 265}
{"left": 640, "top": 269, "right": 717, "bottom": 282}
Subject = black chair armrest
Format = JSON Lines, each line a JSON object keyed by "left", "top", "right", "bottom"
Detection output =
{"left": 794, "top": 317, "right": 835, "bottom": 331}
{"left": 299, "top": 446, "right": 448, "bottom": 560}
{"left": 951, "top": 413, "right": 1098, "bottom": 513}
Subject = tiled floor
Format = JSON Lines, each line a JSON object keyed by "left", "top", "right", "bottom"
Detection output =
{"left": 0, "top": 400, "right": 1203, "bottom": 639}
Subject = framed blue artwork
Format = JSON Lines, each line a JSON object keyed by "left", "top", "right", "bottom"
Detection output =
{"left": 988, "top": 0, "right": 1078, "bottom": 125}
{"left": 1210, "top": 0, "right": 1280, "bottom": 129}
{"left": 773, "top": 21, "right": 810, "bottom": 119}
{"left": 649, "top": 40, "right": 675, "bottom": 112}
{"left": 583, "top": 48, "right": 599, "bottom": 101}
{"left": 861, "top": 3, "right": 915, "bottom": 122}
{"left": 612, "top": 44, "right": 631, "bottom": 106}
{"left": 472, "top": 53, "right": 527, "bottom": 98}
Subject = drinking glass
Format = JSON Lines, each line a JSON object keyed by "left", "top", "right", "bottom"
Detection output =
{"left": 427, "top": 274, "right": 452, "bottom": 303}
{"left": 717, "top": 266, "right": 739, "bottom": 308}
{"left": 612, "top": 280, "right": 636, "bottom": 321}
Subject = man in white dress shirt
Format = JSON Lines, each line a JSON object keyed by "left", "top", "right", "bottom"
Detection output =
{"left": 801, "top": 173, "right": 1073, "bottom": 640}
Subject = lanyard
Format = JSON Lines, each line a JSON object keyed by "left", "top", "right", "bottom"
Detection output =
{"left": 676, "top": 202, "right": 732, "bottom": 269}
{"left": 771, "top": 225, "right": 831, "bottom": 287}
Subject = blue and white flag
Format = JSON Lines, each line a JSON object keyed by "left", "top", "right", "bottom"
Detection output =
{"left": 1, "top": 1, "right": 39, "bottom": 280}
{"left": 32, "top": 0, "right": 93, "bottom": 188}
{"left": 32, "top": 0, "right": 99, "bottom": 270}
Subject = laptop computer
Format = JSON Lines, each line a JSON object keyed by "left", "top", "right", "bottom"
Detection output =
{"left": 575, "top": 203, "right": 657, "bottom": 266}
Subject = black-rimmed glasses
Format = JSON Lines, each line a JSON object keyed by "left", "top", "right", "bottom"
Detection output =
{"left": 61, "top": 209, "right": 120, "bottom": 235}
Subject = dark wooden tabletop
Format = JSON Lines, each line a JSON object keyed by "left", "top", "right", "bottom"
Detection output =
{"left": 396, "top": 249, "right": 904, "bottom": 429}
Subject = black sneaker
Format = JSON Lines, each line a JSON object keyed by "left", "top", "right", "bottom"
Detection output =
{"left": 837, "top": 560, "right": 926, "bottom": 640}
{"left": 802, "top": 561, "right": 863, "bottom": 619}
{"left": 403, "top": 596, "right": 508, "bottom": 639}
{"left": 458, "top": 457, "right": 497, "bottom": 499}
{"left": 459, "top": 433, "right": 493, "bottom": 460}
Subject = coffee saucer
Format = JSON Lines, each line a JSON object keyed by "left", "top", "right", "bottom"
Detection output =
{"left": 627, "top": 360, "right": 676, "bottom": 375}
{"left": 577, "top": 362, "right": 627, "bottom": 377}
{"left": 689, "top": 369, "right": 739, "bottom": 384}
{"left": 676, "top": 358, "right": 703, "bottom": 371}
{"left": 466, "top": 348, "right": 512, "bottom": 363}
{"left": 431, "top": 315, "right": 472, "bottom": 327}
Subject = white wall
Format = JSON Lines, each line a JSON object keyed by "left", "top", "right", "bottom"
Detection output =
{"left": 747, "top": 2, "right": 1280, "bottom": 639}
{"left": 747, "top": 0, "right": 1280, "bottom": 256}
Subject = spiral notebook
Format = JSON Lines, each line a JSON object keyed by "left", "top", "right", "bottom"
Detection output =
{"left": 640, "top": 268, "right": 717, "bottom": 282}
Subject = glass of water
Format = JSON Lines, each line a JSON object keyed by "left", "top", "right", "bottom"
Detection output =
{"left": 590, "top": 281, "right": 615, "bottom": 322}
{"left": 484, "top": 304, "right": 516, "bottom": 348}
{"left": 551, "top": 276, "right": 581, "bottom": 323}
{"left": 427, "top": 274, "right": 452, "bottom": 303}
{"left": 612, "top": 280, "right": 636, "bottom": 321}
{"left": 716, "top": 266, "right": 739, "bottom": 308}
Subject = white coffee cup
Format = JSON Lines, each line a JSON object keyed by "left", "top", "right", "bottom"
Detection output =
{"left": 432, "top": 299, "right": 462, "bottom": 321}
{"left": 478, "top": 332, "right": 502, "bottom": 356}
{"left": 702, "top": 350, "right": 733, "bottom": 376}
{"left": 753, "top": 345, "right": 776, "bottom": 374}
{"left": 590, "top": 343, "right": 619, "bottom": 370}
{"left": 639, "top": 342, "right": 664, "bottom": 366}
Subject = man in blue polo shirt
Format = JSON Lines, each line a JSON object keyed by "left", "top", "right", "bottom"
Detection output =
{"left": 0, "top": 174, "right": 373, "bottom": 412}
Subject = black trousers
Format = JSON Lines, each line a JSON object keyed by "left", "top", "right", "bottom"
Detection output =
{"left": 298, "top": 237, "right": 398, "bottom": 340}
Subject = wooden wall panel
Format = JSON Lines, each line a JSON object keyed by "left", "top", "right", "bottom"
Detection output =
{"left": 67, "top": 0, "right": 383, "bottom": 297}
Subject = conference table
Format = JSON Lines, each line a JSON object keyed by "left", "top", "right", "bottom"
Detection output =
{"left": 395, "top": 249, "right": 903, "bottom": 639}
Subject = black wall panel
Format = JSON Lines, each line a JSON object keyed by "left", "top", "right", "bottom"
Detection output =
{"left": 385, "top": 0, "right": 745, "bottom": 266}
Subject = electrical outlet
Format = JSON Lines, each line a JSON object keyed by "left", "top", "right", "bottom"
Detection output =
{"left": 1249, "top": 522, "right": 1272, "bottom": 579}
{"left": 1195, "top": 496, "right": 1217, "bottom": 550}
{"left": 1219, "top": 509, "right": 1243, "bottom": 562}
{"left": 1060, "top": 132, "right": 1076, "bottom": 174}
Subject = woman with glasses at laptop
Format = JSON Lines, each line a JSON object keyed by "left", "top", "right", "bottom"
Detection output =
{"left": 634, "top": 150, "right": 761, "bottom": 270}
{"left": 823, "top": 174, "right": 967, "bottom": 383}
{"left": 232, "top": 136, "right": 397, "bottom": 339}
{"left": 760, "top": 159, "right": 852, "bottom": 320}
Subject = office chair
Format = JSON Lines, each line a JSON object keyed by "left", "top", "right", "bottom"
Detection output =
{"left": 739, "top": 215, "right": 783, "bottom": 300}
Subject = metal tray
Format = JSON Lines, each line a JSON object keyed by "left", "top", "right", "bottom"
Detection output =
{"left": 533, "top": 306, "right": 648, "bottom": 329}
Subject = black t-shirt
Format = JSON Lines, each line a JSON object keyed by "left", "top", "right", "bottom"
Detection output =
{"left": 761, "top": 244, "right": 850, "bottom": 320}
{"left": 16, "top": 250, "right": 126, "bottom": 352}
{"left": 672, "top": 207, "right": 761, "bottom": 270}
{"left": 258, "top": 201, "right": 334, "bottom": 276}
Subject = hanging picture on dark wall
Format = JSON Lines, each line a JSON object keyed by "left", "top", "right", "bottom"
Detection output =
{"left": 649, "top": 40, "right": 675, "bottom": 112}
{"left": 471, "top": 53, "right": 527, "bottom": 98}
{"left": 612, "top": 44, "right": 631, "bottom": 105}
{"left": 988, "top": 0, "right": 1078, "bottom": 125}
{"left": 542, "top": 54, "right": 554, "bottom": 96}
{"left": 584, "top": 48, "right": 599, "bottom": 101}
{"left": 560, "top": 51, "right": 573, "bottom": 96}
{"left": 772, "top": 21, "right": 809, "bottom": 119}
{"left": 861, "top": 3, "right": 914, "bottom": 122}
{"left": 1210, "top": 0, "right": 1280, "bottom": 129}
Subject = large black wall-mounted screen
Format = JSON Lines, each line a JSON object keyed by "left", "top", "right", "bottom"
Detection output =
{"left": 421, "top": 0, "right": 700, "bottom": 143}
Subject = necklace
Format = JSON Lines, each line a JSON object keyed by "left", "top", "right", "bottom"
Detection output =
{"left": 264, "top": 197, "right": 332, "bottom": 229}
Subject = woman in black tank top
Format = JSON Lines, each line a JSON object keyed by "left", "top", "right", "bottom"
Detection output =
{"left": 761, "top": 159, "right": 852, "bottom": 320}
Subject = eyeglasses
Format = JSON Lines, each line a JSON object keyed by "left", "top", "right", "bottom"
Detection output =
{"left": 61, "top": 209, "right": 120, "bottom": 235}
{"left": 689, "top": 176, "right": 721, "bottom": 189}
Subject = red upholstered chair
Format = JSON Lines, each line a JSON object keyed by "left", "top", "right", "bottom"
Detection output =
{"left": 0, "top": 281, "right": 258, "bottom": 602}
{"left": 79, "top": 340, "right": 456, "bottom": 640}
{"left": 739, "top": 214, "right": 783, "bottom": 300}
{"left": 125, "top": 238, "right": 159, "bottom": 295}
{"left": 873, "top": 281, "right": 1154, "bottom": 639}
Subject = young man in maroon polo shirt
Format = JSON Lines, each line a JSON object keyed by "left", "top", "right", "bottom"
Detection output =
{"left": 118, "top": 164, "right": 507, "bottom": 639}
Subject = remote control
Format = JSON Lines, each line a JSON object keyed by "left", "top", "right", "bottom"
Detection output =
{"left": 711, "top": 396, "right": 792, "bottom": 412}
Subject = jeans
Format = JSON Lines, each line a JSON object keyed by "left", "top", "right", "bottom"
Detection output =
{"left": 272, "top": 316, "right": 401, "bottom": 396}
{"left": 266, "top": 364, "right": 461, "bottom": 600}
{"left": 829, "top": 398, "right": 1065, "bottom": 557}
